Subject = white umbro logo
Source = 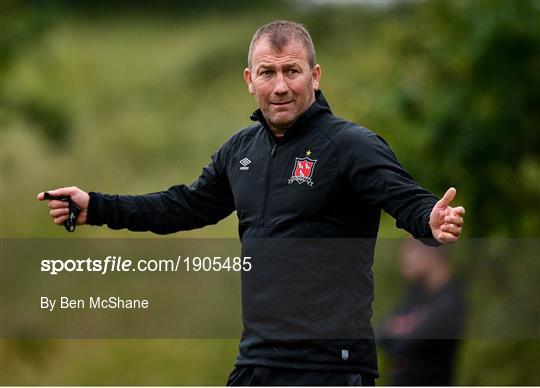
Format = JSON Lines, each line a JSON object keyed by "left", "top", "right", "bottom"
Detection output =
{"left": 239, "top": 158, "right": 251, "bottom": 171}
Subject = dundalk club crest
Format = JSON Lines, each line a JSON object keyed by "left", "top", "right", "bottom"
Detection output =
{"left": 288, "top": 156, "right": 317, "bottom": 187}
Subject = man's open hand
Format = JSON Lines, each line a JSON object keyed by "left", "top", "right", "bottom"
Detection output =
{"left": 429, "top": 187, "right": 465, "bottom": 244}
{"left": 37, "top": 186, "right": 90, "bottom": 226}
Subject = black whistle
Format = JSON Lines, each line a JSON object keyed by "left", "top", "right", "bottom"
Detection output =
{"left": 44, "top": 192, "right": 81, "bottom": 232}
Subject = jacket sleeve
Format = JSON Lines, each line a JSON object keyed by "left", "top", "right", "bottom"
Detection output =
{"left": 86, "top": 144, "right": 235, "bottom": 234}
{"left": 340, "top": 126, "right": 438, "bottom": 240}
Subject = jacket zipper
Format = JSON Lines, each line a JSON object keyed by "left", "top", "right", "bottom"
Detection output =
{"left": 261, "top": 144, "right": 277, "bottom": 226}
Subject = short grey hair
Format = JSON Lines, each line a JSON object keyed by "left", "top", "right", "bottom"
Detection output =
{"left": 247, "top": 20, "right": 316, "bottom": 69}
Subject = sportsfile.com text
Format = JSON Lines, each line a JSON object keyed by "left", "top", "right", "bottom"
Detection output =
{"left": 41, "top": 256, "right": 252, "bottom": 275}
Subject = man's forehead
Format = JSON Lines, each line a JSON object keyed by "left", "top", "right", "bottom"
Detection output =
{"left": 255, "top": 57, "right": 303, "bottom": 68}
{"left": 251, "top": 38, "right": 308, "bottom": 66}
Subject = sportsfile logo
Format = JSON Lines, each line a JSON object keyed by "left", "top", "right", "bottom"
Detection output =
{"left": 239, "top": 158, "right": 251, "bottom": 171}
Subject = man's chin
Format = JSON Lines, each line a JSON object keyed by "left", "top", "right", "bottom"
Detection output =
{"left": 268, "top": 114, "right": 296, "bottom": 130}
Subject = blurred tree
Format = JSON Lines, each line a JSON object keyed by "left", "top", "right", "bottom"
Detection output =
{"left": 0, "top": 0, "right": 69, "bottom": 141}
{"left": 0, "top": 0, "right": 59, "bottom": 74}
{"left": 399, "top": 0, "right": 540, "bottom": 236}
{"left": 380, "top": 3, "right": 540, "bottom": 384}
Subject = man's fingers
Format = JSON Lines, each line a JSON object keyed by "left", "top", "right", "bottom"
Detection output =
{"left": 47, "top": 187, "right": 78, "bottom": 197}
{"left": 444, "top": 215, "right": 463, "bottom": 227}
{"left": 430, "top": 188, "right": 465, "bottom": 244}
{"left": 441, "top": 223, "right": 461, "bottom": 236}
{"left": 438, "top": 187, "right": 457, "bottom": 207}
{"left": 38, "top": 187, "right": 80, "bottom": 200}
{"left": 50, "top": 208, "right": 69, "bottom": 218}
{"left": 54, "top": 215, "right": 69, "bottom": 225}
{"left": 453, "top": 206, "right": 466, "bottom": 216}
{"left": 437, "top": 232, "right": 458, "bottom": 244}
{"left": 38, "top": 186, "right": 89, "bottom": 228}
{"left": 47, "top": 200, "right": 69, "bottom": 210}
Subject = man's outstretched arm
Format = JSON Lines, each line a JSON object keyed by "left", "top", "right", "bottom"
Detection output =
{"left": 37, "top": 148, "right": 235, "bottom": 234}
{"left": 339, "top": 127, "right": 466, "bottom": 244}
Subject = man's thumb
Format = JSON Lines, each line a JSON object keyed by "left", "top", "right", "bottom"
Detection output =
{"left": 438, "top": 187, "right": 456, "bottom": 207}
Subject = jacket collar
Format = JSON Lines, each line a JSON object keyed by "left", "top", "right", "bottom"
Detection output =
{"left": 250, "top": 90, "right": 332, "bottom": 143}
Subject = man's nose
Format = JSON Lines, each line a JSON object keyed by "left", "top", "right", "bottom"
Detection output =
{"left": 273, "top": 73, "right": 289, "bottom": 94}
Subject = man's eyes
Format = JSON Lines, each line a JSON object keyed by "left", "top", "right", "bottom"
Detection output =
{"left": 258, "top": 68, "right": 300, "bottom": 77}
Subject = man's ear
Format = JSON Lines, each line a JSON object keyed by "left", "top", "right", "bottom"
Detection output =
{"left": 311, "top": 64, "right": 321, "bottom": 91}
{"left": 243, "top": 68, "right": 254, "bottom": 95}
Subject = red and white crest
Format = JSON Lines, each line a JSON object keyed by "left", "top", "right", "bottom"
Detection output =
{"left": 288, "top": 157, "right": 317, "bottom": 186}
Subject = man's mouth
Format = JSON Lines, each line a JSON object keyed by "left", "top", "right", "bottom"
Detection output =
{"left": 271, "top": 101, "right": 293, "bottom": 107}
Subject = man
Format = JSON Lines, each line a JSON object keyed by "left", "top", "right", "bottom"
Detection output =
{"left": 378, "top": 239, "right": 465, "bottom": 385}
{"left": 38, "top": 20, "right": 465, "bottom": 386}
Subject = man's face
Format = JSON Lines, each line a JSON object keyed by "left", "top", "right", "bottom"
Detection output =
{"left": 400, "top": 243, "right": 438, "bottom": 282}
{"left": 243, "top": 38, "right": 321, "bottom": 135}
{"left": 400, "top": 246, "right": 428, "bottom": 282}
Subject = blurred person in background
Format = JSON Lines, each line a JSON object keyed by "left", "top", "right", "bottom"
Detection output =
{"left": 38, "top": 20, "right": 465, "bottom": 386}
{"left": 378, "top": 238, "right": 466, "bottom": 386}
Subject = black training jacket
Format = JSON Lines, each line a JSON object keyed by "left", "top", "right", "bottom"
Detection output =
{"left": 87, "top": 91, "right": 438, "bottom": 377}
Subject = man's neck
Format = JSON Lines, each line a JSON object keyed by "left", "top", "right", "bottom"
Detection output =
{"left": 270, "top": 127, "right": 287, "bottom": 137}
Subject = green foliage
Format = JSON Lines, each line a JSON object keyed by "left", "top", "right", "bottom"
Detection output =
{"left": 419, "top": 1, "right": 540, "bottom": 236}
{"left": 457, "top": 340, "right": 540, "bottom": 386}
{"left": 1, "top": 0, "right": 539, "bottom": 385}
{"left": 1, "top": 339, "right": 238, "bottom": 385}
